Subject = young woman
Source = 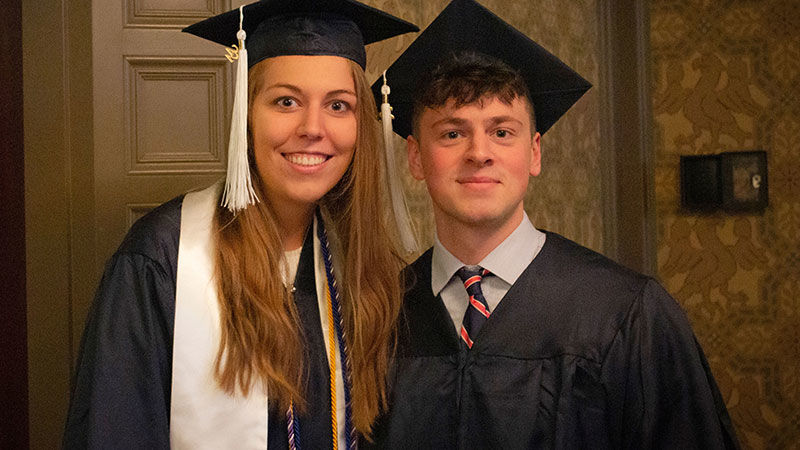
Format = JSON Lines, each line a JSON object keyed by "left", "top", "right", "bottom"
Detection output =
{"left": 63, "top": 2, "right": 417, "bottom": 448}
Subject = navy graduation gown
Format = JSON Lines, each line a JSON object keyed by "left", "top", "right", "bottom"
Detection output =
{"left": 64, "top": 197, "right": 335, "bottom": 449}
{"left": 368, "top": 232, "right": 739, "bottom": 449}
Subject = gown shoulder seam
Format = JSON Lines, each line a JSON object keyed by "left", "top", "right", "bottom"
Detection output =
{"left": 599, "top": 277, "right": 653, "bottom": 368}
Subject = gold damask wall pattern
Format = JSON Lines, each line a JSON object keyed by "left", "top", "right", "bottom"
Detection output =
{"left": 651, "top": 0, "right": 800, "bottom": 448}
{"left": 363, "top": 0, "right": 604, "bottom": 253}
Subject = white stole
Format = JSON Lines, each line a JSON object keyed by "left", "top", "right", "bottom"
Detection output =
{"left": 171, "top": 182, "right": 268, "bottom": 449}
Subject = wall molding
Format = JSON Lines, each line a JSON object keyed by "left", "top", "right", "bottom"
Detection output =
{"left": 124, "top": 56, "right": 229, "bottom": 174}
{"left": 23, "top": 0, "right": 93, "bottom": 447}
{"left": 598, "top": 0, "right": 657, "bottom": 275}
{"left": 125, "top": 0, "right": 224, "bottom": 28}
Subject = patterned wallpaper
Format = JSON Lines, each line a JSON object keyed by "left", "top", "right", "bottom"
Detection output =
{"left": 363, "top": 0, "right": 604, "bottom": 253}
{"left": 651, "top": 0, "right": 800, "bottom": 448}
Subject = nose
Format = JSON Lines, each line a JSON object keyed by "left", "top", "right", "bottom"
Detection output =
{"left": 465, "top": 134, "right": 492, "bottom": 166}
{"left": 297, "top": 105, "right": 323, "bottom": 139}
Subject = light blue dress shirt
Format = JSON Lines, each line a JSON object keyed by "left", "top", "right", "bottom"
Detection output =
{"left": 431, "top": 213, "right": 546, "bottom": 332}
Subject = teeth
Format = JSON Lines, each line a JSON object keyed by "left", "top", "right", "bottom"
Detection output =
{"left": 285, "top": 153, "right": 326, "bottom": 166}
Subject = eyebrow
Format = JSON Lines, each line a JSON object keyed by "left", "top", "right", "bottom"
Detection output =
{"left": 485, "top": 115, "right": 524, "bottom": 127}
{"left": 430, "top": 115, "right": 523, "bottom": 129}
{"left": 430, "top": 117, "right": 469, "bottom": 128}
{"left": 326, "top": 89, "right": 357, "bottom": 98}
{"left": 264, "top": 83, "right": 301, "bottom": 94}
{"left": 264, "top": 84, "right": 356, "bottom": 98}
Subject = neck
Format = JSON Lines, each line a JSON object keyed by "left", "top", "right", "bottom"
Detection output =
{"left": 435, "top": 209, "right": 524, "bottom": 265}
{"left": 271, "top": 199, "right": 315, "bottom": 251}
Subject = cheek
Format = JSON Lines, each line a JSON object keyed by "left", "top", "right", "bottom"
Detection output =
{"left": 507, "top": 151, "right": 534, "bottom": 189}
{"left": 329, "top": 117, "right": 357, "bottom": 153}
{"left": 424, "top": 149, "right": 457, "bottom": 178}
{"left": 251, "top": 112, "right": 294, "bottom": 153}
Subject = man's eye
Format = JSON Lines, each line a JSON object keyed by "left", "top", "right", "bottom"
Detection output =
{"left": 496, "top": 129, "right": 508, "bottom": 138}
{"left": 447, "top": 131, "right": 460, "bottom": 139}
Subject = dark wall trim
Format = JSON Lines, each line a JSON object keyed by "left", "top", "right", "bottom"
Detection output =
{"left": 23, "top": 0, "right": 94, "bottom": 445}
{"left": 598, "top": 0, "right": 657, "bottom": 275}
{"left": 0, "top": 0, "right": 30, "bottom": 447}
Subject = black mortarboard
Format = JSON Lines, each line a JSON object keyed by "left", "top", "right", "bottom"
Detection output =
{"left": 373, "top": 0, "right": 592, "bottom": 138}
{"left": 183, "top": 0, "right": 418, "bottom": 70}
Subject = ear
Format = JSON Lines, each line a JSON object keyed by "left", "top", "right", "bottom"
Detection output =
{"left": 407, "top": 135, "right": 426, "bottom": 181}
{"left": 529, "top": 132, "right": 542, "bottom": 177}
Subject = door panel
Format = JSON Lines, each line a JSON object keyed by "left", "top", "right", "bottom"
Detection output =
{"left": 91, "top": 0, "right": 240, "bottom": 284}
{"left": 77, "top": 1, "right": 247, "bottom": 407}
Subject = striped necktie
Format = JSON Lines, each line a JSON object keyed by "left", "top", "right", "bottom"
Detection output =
{"left": 456, "top": 265, "right": 491, "bottom": 349}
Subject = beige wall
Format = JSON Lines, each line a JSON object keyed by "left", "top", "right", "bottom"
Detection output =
{"left": 651, "top": 0, "right": 800, "bottom": 447}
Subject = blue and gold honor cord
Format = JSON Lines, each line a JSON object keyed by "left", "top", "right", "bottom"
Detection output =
{"left": 287, "top": 215, "right": 356, "bottom": 450}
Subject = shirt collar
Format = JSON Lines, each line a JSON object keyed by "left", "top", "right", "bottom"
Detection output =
{"left": 431, "top": 212, "right": 545, "bottom": 296}
{"left": 431, "top": 237, "right": 466, "bottom": 297}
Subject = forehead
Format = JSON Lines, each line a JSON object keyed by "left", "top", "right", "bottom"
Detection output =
{"left": 419, "top": 95, "right": 532, "bottom": 126}
{"left": 258, "top": 55, "right": 355, "bottom": 90}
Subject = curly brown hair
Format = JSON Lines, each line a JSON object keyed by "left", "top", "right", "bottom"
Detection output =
{"left": 411, "top": 51, "right": 535, "bottom": 136}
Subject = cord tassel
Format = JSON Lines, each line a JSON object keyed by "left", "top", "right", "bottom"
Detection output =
{"left": 380, "top": 71, "right": 417, "bottom": 253}
{"left": 221, "top": 5, "right": 258, "bottom": 212}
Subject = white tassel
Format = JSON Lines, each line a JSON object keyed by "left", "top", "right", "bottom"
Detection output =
{"left": 221, "top": 5, "right": 258, "bottom": 212}
{"left": 380, "top": 71, "right": 418, "bottom": 254}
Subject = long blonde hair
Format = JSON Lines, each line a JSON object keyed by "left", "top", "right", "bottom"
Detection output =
{"left": 213, "top": 58, "right": 404, "bottom": 436}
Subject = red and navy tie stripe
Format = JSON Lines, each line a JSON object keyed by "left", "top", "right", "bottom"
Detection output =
{"left": 456, "top": 266, "right": 491, "bottom": 349}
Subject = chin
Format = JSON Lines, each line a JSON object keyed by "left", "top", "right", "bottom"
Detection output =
{"left": 449, "top": 209, "right": 501, "bottom": 227}
{"left": 292, "top": 184, "right": 338, "bottom": 205}
{"left": 457, "top": 203, "right": 523, "bottom": 228}
{"left": 261, "top": 181, "right": 336, "bottom": 212}
{"left": 289, "top": 193, "right": 327, "bottom": 207}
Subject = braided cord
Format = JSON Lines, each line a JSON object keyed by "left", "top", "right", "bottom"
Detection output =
{"left": 287, "top": 400, "right": 299, "bottom": 450}
{"left": 325, "top": 276, "right": 338, "bottom": 450}
{"left": 285, "top": 215, "right": 356, "bottom": 450}
{"left": 318, "top": 216, "right": 357, "bottom": 450}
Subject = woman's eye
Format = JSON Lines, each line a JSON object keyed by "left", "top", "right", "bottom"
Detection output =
{"left": 277, "top": 97, "right": 297, "bottom": 108}
{"left": 330, "top": 100, "right": 350, "bottom": 112}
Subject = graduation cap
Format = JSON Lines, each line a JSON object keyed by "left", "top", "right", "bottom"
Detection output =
{"left": 182, "top": 0, "right": 418, "bottom": 214}
{"left": 183, "top": 0, "right": 418, "bottom": 70}
{"left": 373, "top": 0, "right": 592, "bottom": 139}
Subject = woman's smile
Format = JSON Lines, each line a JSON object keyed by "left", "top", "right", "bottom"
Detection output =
{"left": 283, "top": 152, "right": 331, "bottom": 168}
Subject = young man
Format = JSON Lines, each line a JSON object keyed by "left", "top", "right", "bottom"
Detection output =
{"left": 367, "top": 0, "right": 740, "bottom": 448}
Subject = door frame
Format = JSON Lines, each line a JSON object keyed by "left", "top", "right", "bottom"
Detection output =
{"left": 598, "top": 0, "right": 657, "bottom": 275}
{"left": 22, "top": 0, "right": 94, "bottom": 447}
{"left": 1, "top": 0, "right": 29, "bottom": 447}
